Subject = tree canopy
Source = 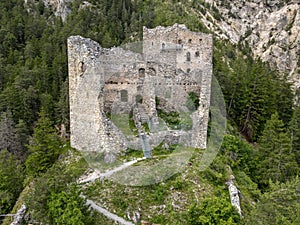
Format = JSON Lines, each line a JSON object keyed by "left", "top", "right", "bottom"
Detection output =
{"left": 25, "top": 108, "right": 62, "bottom": 176}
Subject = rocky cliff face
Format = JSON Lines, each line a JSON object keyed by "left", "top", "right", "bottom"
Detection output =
{"left": 47, "top": 0, "right": 73, "bottom": 21}
{"left": 44, "top": 0, "right": 71, "bottom": 21}
{"left": 196, "top": 0, "right": 299, "bottom": 90}
{"left": 25, "top": 0, "right": 72, "bottom": 21}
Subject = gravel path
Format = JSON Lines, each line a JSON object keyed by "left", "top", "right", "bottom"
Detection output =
{"left": 79, "top": 157, "right": 145, "bottom": 183}
{"left": 86, "top": 199, "right": 134, "bottom": 225}
{"left": 80, "top": 158, "right": 146, "bottom": 224}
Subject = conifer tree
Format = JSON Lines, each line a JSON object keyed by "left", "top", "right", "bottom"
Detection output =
{"left": 15, "top": 119, "right": 30, "bottom": 160}
{"left": 0, "top": 149, "right": 24, "bottom": 214}
{"left": 257, "top": 112, "right": 298, "bottom": 188}
{"left": 55, "top": 80, "right": 69, "bottom": 129}
{"left": 0, "top": 110, "right": 17, "bottom": 153}
{"left": 246, "top": 177, "right": 300, "bottom": 225}
{"left": 290, "top": 106, "right": 300, "bottom": 166}
{"left": 25, "top": 108, "right": 61, "bottom": 176}
{"left": 47, "top": 185, "right": 93, "bottom": 225}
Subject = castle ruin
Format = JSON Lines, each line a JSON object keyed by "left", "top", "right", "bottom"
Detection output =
{"left": 68, "top": 24, "right": 213, "bottom": 166}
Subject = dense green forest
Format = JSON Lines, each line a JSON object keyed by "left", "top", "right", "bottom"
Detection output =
{"left": 0, "top": 0, "right": 299, "bottom": 224}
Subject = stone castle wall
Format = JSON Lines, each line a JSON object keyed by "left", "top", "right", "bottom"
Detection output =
{"left": 68, "top": 24, "right": 213, "bottom": 159}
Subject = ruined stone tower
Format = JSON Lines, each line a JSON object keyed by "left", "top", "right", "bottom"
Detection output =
{"left": 68, "top": 24, "right": 213, "bottom": 163}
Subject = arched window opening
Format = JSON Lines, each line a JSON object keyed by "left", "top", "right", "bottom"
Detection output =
{"left": 187, "top": 68, "right": 191, "bottom": 73}
{"left": 161, "top": 43, "right": 165, "bottom": 50}
{"left": 120, "top": 90, "right": 128, "bottom": 102}
{"left": 186, "top": 52, "right": 191, "bottom": 62}
{"left": 149, "top": 67, "right": 156, "bottom": 75}
{"left": 77, "top": 61, "right": 86, "bottom": 76}
{"left": 195, "top": 51, "right": 200, "bottom": 57}
{"left": 177, "top": 39, "right": 183, "bottom": 50}
{"left": 188, "top": 39, "right": 192, "bottom": 44}
{"left": 139, "top": 68, "right": 145, "bottom": 74}
{"left": 139, "top": 68, "right": 145, "bottom": 77}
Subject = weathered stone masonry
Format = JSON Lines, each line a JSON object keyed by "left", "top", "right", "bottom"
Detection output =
{"left": 68, "top": 24, "right": 213, "bottom": 160}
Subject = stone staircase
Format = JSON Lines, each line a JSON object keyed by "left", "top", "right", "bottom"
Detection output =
{"left": 132, "top": 104, "right": 152, "bottom": 158}
{"left": 138, "top": 106, "right": 149, "bottom": 124}
{"left": 139, "top": 132, "right": 151, "bottom": 158}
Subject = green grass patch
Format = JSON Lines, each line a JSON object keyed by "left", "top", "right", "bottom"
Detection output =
{"left": 111, "top": 114, "right": 137, "bottom": 136}
{"left": 119, "top": 148, "right": 144, "bottom": 161}
{"left": 157, "top": 109, "right": 181, "bottom": 129}
{"left": 152, "top": 143, "right": 178, "bottom": 156}
{"left": 179, "top": 111, "right": 193, "bottom": 130}
{"left": 83, "top": 151, "right": 124, "bottom": 172}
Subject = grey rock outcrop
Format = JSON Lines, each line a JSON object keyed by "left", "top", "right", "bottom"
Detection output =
{"left": 10, "top": 205, "right": 26, "bottom": 225}
{"left": 226, "top": 175, "right": 242, "bottom": 217}
{"left": 25, "top": 0, "right": 72, "bottom": 21}
{"left": 197, "top": 0, "right": 300, "bottom": 90}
